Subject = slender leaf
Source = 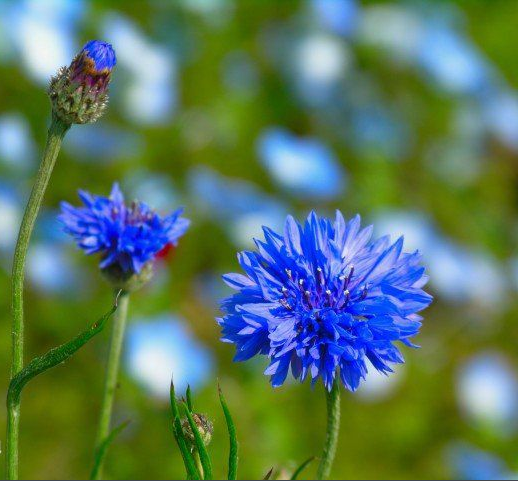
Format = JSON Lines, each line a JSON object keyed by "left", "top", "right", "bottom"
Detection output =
{"left": 170, "top": 380, "right": 201, "bottom": 480}
{"left": 263, "top": 467, "right": 274, "bottom": 480}
{"left": 182, "top": 403, "right": 213, "bottom": 480}
{"left": 90, "top": 420, "right": 130, "bottom": 480}
{"left": 7, "top": 292, "right": 121, "bottom": 409}
{"left": 218, "top": 383, "right": 238, "bottom": 480}
{"left": 291, "top": 456, "right": 316, "bottom": 480}
{"left": 186, "top": 384, "right": 194, "bottom": 412}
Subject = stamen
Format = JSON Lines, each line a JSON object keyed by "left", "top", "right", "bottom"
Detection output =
{"left": 325, "top": 289, "right": 333, "bottom": 305}
{"left": 341, "top": 289, "right": 350, "bottom": 307}
{"left": 280, "top": 298, "right": 292, "bottom": 310}
{"left": 285, "top": 268, "right": 292, "bottom": 279}
{"left": 304, "top": 290, "right": 312, "bottom": 306}
{"left": 316, "top": 267, "right": 324, "bottom": 285}
{"left": 345, "top": 265, "right": 354, "bottom": 286}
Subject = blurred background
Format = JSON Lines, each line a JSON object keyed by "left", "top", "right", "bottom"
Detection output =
{"left": 1, "top": 0, "right": 518, "bottom": 479}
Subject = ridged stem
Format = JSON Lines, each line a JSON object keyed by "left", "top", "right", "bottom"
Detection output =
{"left": 6, "top": 115, "right": 70, "bottom": 480}
{"left": 317, "top": 381, "right": 341, "bottom": 480}
{"left": 93, "top": 291, "right": 130, "bottom": 480}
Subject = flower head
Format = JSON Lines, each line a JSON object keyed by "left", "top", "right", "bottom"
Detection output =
{"left": 218, "top": 211, "right": 432, "bottom": 392}
{"left": 48, "top": 40, "right": 116, "bottom": 125}
{"left": 59, "top": 183, "right": 189, "bottom": 287}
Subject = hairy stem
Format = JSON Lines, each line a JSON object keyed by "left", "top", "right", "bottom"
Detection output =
{"left": 6, "top": 114, "right": 70, "bottom": 480}
{"left": 93, "top": 291, "right": 130, "bottom": 479}
{"left": 317, "top": 381, "right": 341, "bottom": 480}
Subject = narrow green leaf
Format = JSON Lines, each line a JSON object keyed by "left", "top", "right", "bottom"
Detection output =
{"left": 7, "top": 292, "right": 121, "bottom": 409}
{"left": 182, "top": 403, "right": 213, "bottom": 480}
{"left": 218, "top": 382, "right": 238, "bottom": 480}
{"left": 186, "top": 384, "right": 194, "bottom": 412}
{"left": 170, "top": 380, "right": 201, "bottom": 480}
{"left": 90, "top": 420, "right": 130, "bottom": 480}
{"left": 263, "top": 467, "right": 274, "bottom": 480}
{"left": 291, "top": 456, "right": 316, "bottom": 480}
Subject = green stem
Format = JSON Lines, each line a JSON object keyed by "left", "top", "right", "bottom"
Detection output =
{"left": 93, "top": 291, "right": 130, "bottom": 480}
{"left": 317, "top": 381, "right": 341, "bottom": 480}
{"left": 6, "top": 114, "right": 70, "bottom": 480}
{"left": 194, "top": 451, "right": 204, "bottom": 480}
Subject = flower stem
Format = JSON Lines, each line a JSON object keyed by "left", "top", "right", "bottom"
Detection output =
{"left": 93, "top": 291, "right": 130, "bottom": 480}
{"left": 6, "top": 114, "right": 70, "bottom": 480}
{"left": 317, "top": 381, "right": 341, "bottom": 480}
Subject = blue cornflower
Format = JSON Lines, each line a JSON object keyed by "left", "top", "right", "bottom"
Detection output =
{"left": 59, "top": 183, "right": 189, "bottom": 276}
{"left": 218, "top": 211, "right": 432, "bottom": 391}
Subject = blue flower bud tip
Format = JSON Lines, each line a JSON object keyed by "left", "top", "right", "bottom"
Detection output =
{"left": 81, "top": 40, "right": 116, "bottom": 72}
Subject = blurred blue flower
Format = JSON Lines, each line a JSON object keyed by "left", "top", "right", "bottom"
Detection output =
{"left": 257, "top": 128, "right": 346, "bottom": 200}
{"left": 125, "top": 315, "right": 213, "bottom": 399}
{"left": 417, "top": 24, "right": 491, "bottom": 95}
{"left": 482, "top": 90, "right": 518, "bottom": 151}
{"left": 294, "top": 34, "right": 351, "bottom": 105}
{"left": 188, "top": 167, "right": 287, "bottom": 247}
{"left": 102, "top": 14, "right": 177, "bottom": 125}
{"left": 0, "top": 113, "right": 35, "bottom": 171}
{"left": 5, "top": 0, "right": 84, "bottom": 83}
{"left": 0, "top": 185, "right": 21, "bottom": 256}
{"left": 64, "top": 124, "right": 144, "bottom": 163}
{"left": 59, "top": 183, "right": 189, "bottom": 274}
{"left": 446, "top": 442, "right": 509, "bottom": 480}
{"left": 218, "top": 212, "right": 432, "bottom": 391}
{"left": 349, "top": 105, "right": 411, "bottom": 160}
{"left": 311, "top": 0, "right": 359, "bottom": 37}
{"left": 221, "top": 51, "right": 260, "bottom": 96}
{"left": 357, "top": 4, "right": 422, "bottom": 64}
{"left": 26, "top": 243, "right": 80, "bottom": 294}
{"left": 372, "top": 210, "right": 438, "bottom": 255}
{"left": 427, "top": 241, "right": 506, "bottom": 308}
{"left": 457, "top": 353, "right": 518, "bottom": 435}
{"left": 124, "top": 171, "right": 180, "bottom": 213}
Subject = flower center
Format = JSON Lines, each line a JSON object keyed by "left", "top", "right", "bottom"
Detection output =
{"left": 279, "top": 265, "right": 369, "bottom": 314}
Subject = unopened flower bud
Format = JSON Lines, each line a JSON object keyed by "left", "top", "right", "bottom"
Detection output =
{"left": 181, "top": 413, "right": 213, "bottom": 449}
{"left": 48, "top": 40, "right": 116, "bottom": 125}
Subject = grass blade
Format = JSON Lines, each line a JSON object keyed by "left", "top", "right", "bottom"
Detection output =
{"left": 182, "top": 403, "right": 213, "bottom": 480}
{"left": 291, "top": 456, "right": 316, "bottom": 480}
{"left": 170, "top": 380, "right": 201, "bottom": 480}
{"left": 7, "top": 292, "right": 121, "bottom": 409}
{"left": 218, "top": 383, "right": 238, "bottom": 480}
{"left": 263, "top": 467, "right": 274, "bottom": 480}
{"left": 90, "top": 420, "right": 130, "bottom": 480}
{"left": 186, "top": 384, "right": 194, "bottom": 412}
